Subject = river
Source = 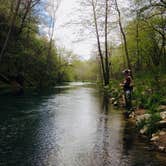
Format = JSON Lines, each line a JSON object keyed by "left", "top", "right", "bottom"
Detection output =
{"left": 0, "top": 83, "right": 165, "bottom": 166}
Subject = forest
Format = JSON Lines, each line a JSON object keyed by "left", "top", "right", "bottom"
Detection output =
{"left": 0, "top": 0, "right": 166, "bottom": 163}
{"left": 0, "top": 0, "right": 98, "bottom": 93}
{"left": 0, "top": 0, "right": 165, "bottom": 90}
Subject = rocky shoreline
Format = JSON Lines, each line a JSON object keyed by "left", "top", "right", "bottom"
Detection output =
{"left": 129, "top": 108, "right": 166, "bottom": 153}
{"left": 109, "top": 95, "right": 166, "bottom": 153}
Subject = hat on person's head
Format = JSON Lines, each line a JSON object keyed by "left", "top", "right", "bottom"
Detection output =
{"left": 122, "top": 69, "right": 131, "bottom": 74}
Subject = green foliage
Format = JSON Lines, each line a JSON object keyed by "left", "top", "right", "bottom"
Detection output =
{"left": 146, "top": 113, "right": 161, "bottom": 136}
{"left": 69, "top": 57, "right": 99, "bottom": 82}
{"left": 110, "top": 12, "right": 166, "bottom": 75}
{"left": 0, "top": 1, "right": 88, "bottom": 90}
{"left": 132, "top": 74, "right": 165, "bottom": 110}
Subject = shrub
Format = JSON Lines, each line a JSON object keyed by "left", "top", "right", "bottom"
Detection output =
{"left": 146, "top": 113, "right": 161, "bottom": 136}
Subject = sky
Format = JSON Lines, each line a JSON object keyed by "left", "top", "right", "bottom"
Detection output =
{"left": 39, "top": 0, "right": 130, "bottom": 60}
{"left": 54, "top": 0, "right": 96, "bottom": 59}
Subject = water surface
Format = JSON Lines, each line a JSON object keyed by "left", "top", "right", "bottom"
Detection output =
{"left": 0, "top": 83, "right": 165, "bottom": 166}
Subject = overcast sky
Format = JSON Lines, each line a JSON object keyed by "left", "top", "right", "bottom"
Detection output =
{"left": 40, "top": 0, "right": 130, "bottom": 59}
{"left": 54, "top": 0, "right": 96, "bottom": 59}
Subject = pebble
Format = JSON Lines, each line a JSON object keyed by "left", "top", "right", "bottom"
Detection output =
{"left": 140, "top": 126, "right": 148, "bottom": 134}
{"left": 136, "top": 114, "right": 151, "bottom": 124}
{"left": 160, "top": 111, "right": 166, "bottom": 120}
{"left": 158, "top": 146, "right": 165, "bottom": 151}
{"left": 159, "top": 131, "right": 166, "bottom": 136}
{"left": 150, "top": 136, "right": 159, "bottom": 141}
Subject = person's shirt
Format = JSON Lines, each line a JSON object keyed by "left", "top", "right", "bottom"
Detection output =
{"left": 123, "top": 76, "right": 132, "bottom": 90}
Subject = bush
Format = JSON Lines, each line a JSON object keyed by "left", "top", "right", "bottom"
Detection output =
{"left": 146, "top": 113, "right": 161, "bottom": 136}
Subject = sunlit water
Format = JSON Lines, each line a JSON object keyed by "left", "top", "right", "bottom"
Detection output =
{"left": 0, "top": 83, "right": 165, "bottom": 166}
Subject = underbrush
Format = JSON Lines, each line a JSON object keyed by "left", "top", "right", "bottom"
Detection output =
{"left": 136, "top": 113, "right": 161, "bottom": 137}
{"left": 106, "top": 72, "right": 166, "bottom": 137}
{"left": 102, "top": 72, "right": 166, "bottom": 113}
{"left": 133, "top": 73, "right": 166, "bottom": 112}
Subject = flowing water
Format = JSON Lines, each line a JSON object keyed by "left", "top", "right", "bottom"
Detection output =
{"left": 0, "top": 83, "right": 165, "bottom": 166}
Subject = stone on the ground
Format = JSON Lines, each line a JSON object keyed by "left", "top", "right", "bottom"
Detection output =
{"left": 159, "top": 120, "right": 166, "bottom": 124}
{"left": 152, "top": 133, "right": 158, "bottom": 138}
{"left": 158, "top": 146, "right": 165, "bottom": 151}
{"left": 151, "top": 135, "right": 159, "bottom": 141}
{"left": 158, "top": 105, "right": 166, "bottom": 111}
{"left": 110, "top": 97, "right": 115, "bottom": 103}
{"left": 136, "top": 114, "right": 151, "bottom": 124}
{"left": 157, "top": 119, "right": 166, "bottom": 129}
{"left": 140, "top": 126, "right": 148, "bottom": 134}
{"left": 151, "top": 130, "right": 166, "bottom": 152}
{"left": 159, "top": 131, "right": 166, "bottom": 136}
{"left": 160, "top": 111, "right": 166, "bottom": 119}
{"left": 113, "top": 101, "right": 118, "bottom": 106}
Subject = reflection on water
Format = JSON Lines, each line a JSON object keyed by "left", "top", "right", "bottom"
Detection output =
{"left": 0, "top": 83, "right": 165, "bottom": 166}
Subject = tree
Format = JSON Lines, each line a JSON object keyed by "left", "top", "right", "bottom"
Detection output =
{"left": 0, "top": 0, "right": 22, "bottom": 63}
{"left": 78, "top": 0, "right": 111, "bottom": 85}
{"left": 91, "top": 0, "right": 106, "bottom": 85}
{"left": 0, "top": 0, "right": 74, "bottom": 91}
{"left": 114, "top": 0, "right": 132, "bottom": 74}
{"left": 19, "top": 0, "right": 41, "bottom": 34}
{"left": 46, "top": 0, "right": 61, "bottom": 74}
{"left": 132, "top": 0, "right": 166, "bottom": 68}
{"left": 104, "top": 0, "right": 110, "bottom": 85}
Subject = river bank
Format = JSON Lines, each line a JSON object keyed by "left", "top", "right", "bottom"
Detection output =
{"left": 105, "top": 75, "right": 166, "bottom": 153}
{"left": 129, "top": 108, "right": 166, "bottom": 153}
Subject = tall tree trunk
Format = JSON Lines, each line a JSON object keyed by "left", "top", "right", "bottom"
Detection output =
{"left": 91, "top": 0, "right": 106, "bottom": 85}
{"left": 19, "top": 0, "right": 40, "bottom": 34}
{"left": 136, "top": 11, "right": 140, "bottom": 70}
{"left": 104, "top": 0, "right": 110, "bottom": 85}
{"left": 114, "top": 0, "right": 132, "bottom": 76}
{"left": 0, "top": 0, "right": 22, "bottom": 63}
{"left": 160, "top": 15, "right": 166, "bottom": 65}
{"left": 47, "top": 1, "right": 58, "bottom": 72}
{"left": 19, "top": 0, "right": 33, "bottom": 34}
